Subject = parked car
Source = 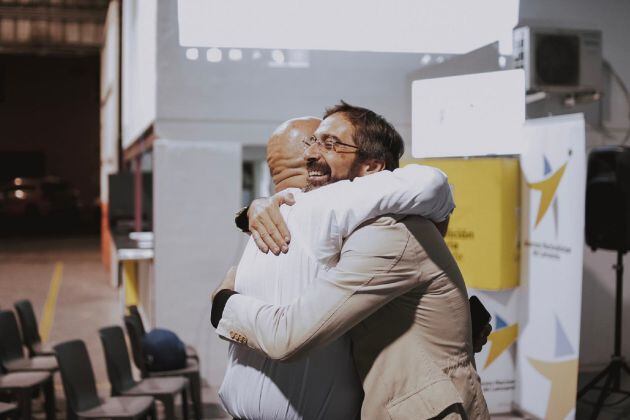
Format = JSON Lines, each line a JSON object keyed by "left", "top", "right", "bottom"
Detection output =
{"left": 0, "top": 176, "right": 81, "bottom": 220}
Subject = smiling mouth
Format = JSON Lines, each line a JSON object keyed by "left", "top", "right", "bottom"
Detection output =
{"left": 307, "top": 169, "right": 331, "bottom": 181}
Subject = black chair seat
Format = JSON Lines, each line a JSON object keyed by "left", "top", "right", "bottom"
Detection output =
{"left": 0, "top": 371, "right": 51, "bottom": 389}
{"left": 0, "top": 371, "right": 56, "bottom": 420}
{"left": 76, "top": 396, "right": 154, "bottom": 419}
{"left": 4, "top": 355, "right": 58, "bottom": 372}
{"left": 0, "top": 401, "right": 18, "bottom": 415}
{"left": 124, "top": 377, "right": 187, "bottom": 396}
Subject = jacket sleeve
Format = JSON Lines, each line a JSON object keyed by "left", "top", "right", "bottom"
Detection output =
{"left": 292, "top": 164, "right": 454, "bottom": 267}
{"left": 216, "top": 220, "right": 422, "bottom": 361}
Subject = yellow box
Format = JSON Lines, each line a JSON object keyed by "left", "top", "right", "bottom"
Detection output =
{"left": 404, "top": 158, "right": 520, "bottom": 290}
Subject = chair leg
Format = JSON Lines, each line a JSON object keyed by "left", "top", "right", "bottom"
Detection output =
{"left": 66, "top": 401, "right": 78, "bottom": 420}
{"left": 181, "top": 388, "right": 189, "bottom": 420}
{"left": 43, "top": 377, "right": 56, "bottom": 420}
{"left": 139, "top": 408, "right": 153, "bottom": 420}
{"left": 150, "top": 401, "right": 158, "bottom": 420}
{"left": 16, "top": 389, "right": 31, "bottom": 420}
{"left": 188, "top": 373, "right": 202, "bottom": 420}
{"left": 164, "top": 396, "right": 176, "bottom": 420}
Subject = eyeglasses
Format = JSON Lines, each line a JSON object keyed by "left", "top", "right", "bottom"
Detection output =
{"left": 302, "top": 135, "right": 359, "bottom": 153}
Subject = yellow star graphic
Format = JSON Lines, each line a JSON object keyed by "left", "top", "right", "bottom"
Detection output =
{"left": 484, "top": 324, "right": 518, "bottom": 369}
{"left": 527, "top": 163, "right": 567, "bottom": 227}
{"left": 529, "top": 358, "right": 579, "bottom": 420}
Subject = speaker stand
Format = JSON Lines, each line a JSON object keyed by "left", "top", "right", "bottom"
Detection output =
{"left": 578, "top": 250, "right": 630, "bottom": 419}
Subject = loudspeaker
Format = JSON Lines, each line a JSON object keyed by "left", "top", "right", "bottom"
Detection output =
{"left": 585, "top": 146, "right": 630, "bottom": 251}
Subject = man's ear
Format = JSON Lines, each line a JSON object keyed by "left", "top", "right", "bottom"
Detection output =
{"left": 358, "top": 159, "right": 386, "bottom": 176}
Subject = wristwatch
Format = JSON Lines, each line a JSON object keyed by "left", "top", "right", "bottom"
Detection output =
{"left": 235, "top": 206, "right": 250, "bottom": 233}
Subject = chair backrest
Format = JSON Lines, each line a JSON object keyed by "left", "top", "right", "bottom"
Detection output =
{"left": 53, "top": 340, "right": 101, "bottom": 413}
{"left": 123, "top": 315, "right": 148, "bottom": 377}
{"left": 0, "top": 310, "right": 25, "bottom": 365}
{"left": 14, "top": 300, "right": 42, "bottom": 354}
{"left": 98, "top": 326, "right": 136, "bottom": 395}
{"left": 127, "top": 306, "right": 147, "bottom": 336}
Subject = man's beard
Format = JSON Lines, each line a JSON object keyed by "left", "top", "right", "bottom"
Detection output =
{"left": 304, "top": 158, "right": 362, "bottom": 192}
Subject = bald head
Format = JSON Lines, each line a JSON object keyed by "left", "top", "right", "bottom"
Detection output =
{"left": 267, "top": 117, "right": 321, "bottom": 193}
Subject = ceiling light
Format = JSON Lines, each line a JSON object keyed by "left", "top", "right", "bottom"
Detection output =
{"left": 271, "top": 49, "right": 285, "bottom": 64}
{"left": 206, "top": 47, "right": 222, "bottom": 62}
{"left": 228, "top": 48, "right": 243, "bottom": 61}
{"left": 185, "top": 48, "right": 199, "bottom": 60}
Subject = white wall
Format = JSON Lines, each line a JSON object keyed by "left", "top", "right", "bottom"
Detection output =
{"left": 153, "top": 139, "right": 243, "bottom": 386}
{"left": 122, "top": 0, "right": 157, "bottom": 147}
{"left": 520, "top": 0, "right": 630, "bottom": 367}
{"left": 154, "top": 0, "right": 450, "bottom": 152}
{"left": 100, "top": 0, "right": 120, "bottom": 202}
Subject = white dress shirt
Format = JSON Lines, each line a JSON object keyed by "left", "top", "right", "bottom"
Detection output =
{"left": 218, "top": 165, "right": 454, "bottom": 420}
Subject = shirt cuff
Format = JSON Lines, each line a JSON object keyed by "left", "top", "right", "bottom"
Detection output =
{"left": 234, "top": 206, "right": 250, "bottom": 233}
{"left": 211, "top": 289, "right": 239, "bottom": 328}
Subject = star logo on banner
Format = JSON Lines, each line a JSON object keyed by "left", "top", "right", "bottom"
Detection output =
{"left": 528, "top": 317, "right": 579, "bottom": 420}
{"left": 483, "top": 315, "right": 518, "bottom": 369}
{"left": 527, "top": 156, "right": 568, "bottom": 229}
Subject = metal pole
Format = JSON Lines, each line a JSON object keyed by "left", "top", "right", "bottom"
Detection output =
{"left": 613, "top": 250, "right": 624, "bottom": 391}
{"left": 614, "top": 251, "right": 623, "bottom": 358}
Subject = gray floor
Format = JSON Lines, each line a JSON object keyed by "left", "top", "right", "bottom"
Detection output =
{"left": 3, "top": 234, "right": 630, "bottom": 419}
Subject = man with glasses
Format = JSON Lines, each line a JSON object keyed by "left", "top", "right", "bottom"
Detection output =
{"left": 214, "top": 103, "right": 489, "bottom": 419}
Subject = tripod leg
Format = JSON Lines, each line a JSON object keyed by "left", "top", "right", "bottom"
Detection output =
{"left": 578, "top": 365, "right": 612, "bottom": 399}
{"left": 590, "top": 372, "right": 614, "bottom": 420}
{"left": 622, "top": 361, "right": 630, "bottom": 376}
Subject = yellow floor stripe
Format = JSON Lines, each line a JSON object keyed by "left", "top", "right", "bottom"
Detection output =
{"left": 40, "top": 262, "right": 63, "bottom": 343}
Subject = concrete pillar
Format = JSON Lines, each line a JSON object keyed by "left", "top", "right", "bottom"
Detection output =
{"left": 153, "top": 139, "right": 242, "bottom": 386}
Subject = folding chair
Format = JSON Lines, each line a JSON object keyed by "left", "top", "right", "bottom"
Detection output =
{"left": 0, "top": 311, "right": 57, "bottom": 374}
{"left": 14, "top": 300, "right": 55, "bottom": 357}
{"left": 0, "top": 370, "right": 55, "bottom": 420}
{"left": 127, "top": 307, "right": 198, "bottom": 362}
{"left": 99, "top": 326, "right": 189, "bottom": 420}
{"left": 124, "top": 316, "right": 202, "bottom": 420}
{"left": 54, "top": 340, "right": 155, "bottom": 420}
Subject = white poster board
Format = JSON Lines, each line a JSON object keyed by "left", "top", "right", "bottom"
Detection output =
{"left": 516, "top": 114, "right": 586, "bottom": 420}
{"left": 412, "top": 70, "right": 525, "bottom": 158}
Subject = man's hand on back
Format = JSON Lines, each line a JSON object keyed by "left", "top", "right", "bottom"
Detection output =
{"left": 248, "top": 191, "right": 295, "bottom": 255}
{"left": 473, "top": 323, "right": 492, "bottom": 353}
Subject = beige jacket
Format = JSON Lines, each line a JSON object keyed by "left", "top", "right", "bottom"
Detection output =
{"left": 218, "top": 215, "right": 489, "bottom": 420}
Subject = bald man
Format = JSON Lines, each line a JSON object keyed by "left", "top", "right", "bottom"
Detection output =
{"left": 267, "top": 117, "right": 319, "bottom": 193}
{"left": 219, "top": 117, "right": 459, "bottom": 419}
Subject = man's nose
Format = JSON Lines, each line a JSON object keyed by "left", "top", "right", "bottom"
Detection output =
{"left": 303, "top": 142, "right": 320, "bottom": 162}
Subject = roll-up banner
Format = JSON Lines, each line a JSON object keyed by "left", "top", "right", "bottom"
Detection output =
{"left": 408, "top": 114, "right": 585, "bottom": 417}
{"left": 516, "top": 114, "right": 585, "bottom": 420}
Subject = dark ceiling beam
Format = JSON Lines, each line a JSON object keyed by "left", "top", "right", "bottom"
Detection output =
{"left": 0, "top": 4, "right": 107, "bottom": 22}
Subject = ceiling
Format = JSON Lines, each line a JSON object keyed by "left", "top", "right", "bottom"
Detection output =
{"left": 0, "top": 0, "right": 110, "bottom": 56}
